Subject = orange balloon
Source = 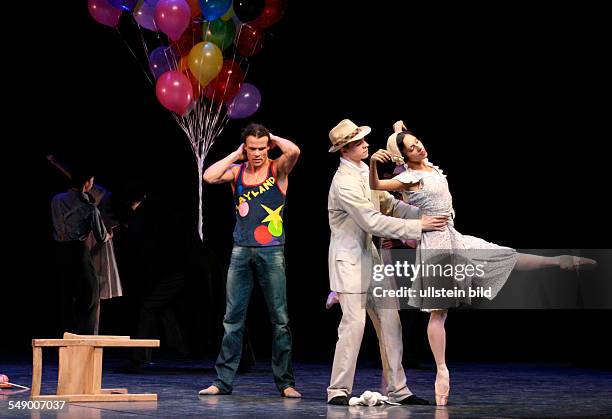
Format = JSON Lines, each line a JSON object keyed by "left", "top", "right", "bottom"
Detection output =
{"left": 179, "top": 57, "right": 202, "bottom": 99}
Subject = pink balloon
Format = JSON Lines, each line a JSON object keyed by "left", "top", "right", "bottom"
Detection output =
{"left": 154, "top": 0, "right": 191, "bottom": 41}
{"left": 155, "top": 70, "right": 193, "bottom": 114}
{"left": 88, "top": 0, "right": 122, "bottom": 27}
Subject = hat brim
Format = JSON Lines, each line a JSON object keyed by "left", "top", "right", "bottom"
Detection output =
{"left": 328, "top": 126, "right": 372, "bottom": 152}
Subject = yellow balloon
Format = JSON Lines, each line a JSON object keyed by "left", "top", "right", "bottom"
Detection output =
{"left": 188, "top": 42, "right": 223, "bottom": 87}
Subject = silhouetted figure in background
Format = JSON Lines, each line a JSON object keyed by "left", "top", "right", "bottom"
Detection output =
{"left": 48, "top": 154, "right": 126, "bottom": 333}
{"left": 123, "top": 195, "right": 196, "bottom": 370}
{"left": 51, "top": 167, "right": 110, "bottom": 335}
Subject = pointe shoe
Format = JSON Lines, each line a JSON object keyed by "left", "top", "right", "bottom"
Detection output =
{"left": 281, "top": 387, "right": 302, "bottom": 398}
{"left": 559, "top": 255, "right": 598, "bottom": 271}
{"left": 434, "top": 370, "right": 450, "bottom": 406}
{"left": 198, "top": 385, "right": 221, "bottom": 395}
{"left": 326, "top": 291, "right": 339, "bottom": 309}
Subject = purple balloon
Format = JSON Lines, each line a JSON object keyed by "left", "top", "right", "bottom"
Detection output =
{"left": 134, "top": 0, "right": 158, "bottom": 31}
{"left": 227, "top": 82, "right": 261, "bottom": 119}
{"left": 88, "top": 0, "right": 122, "bottom": 27}
{"left": 109, "top": 0, "right": 138, "bottom": 11}
{"left": 149, "top": 46, "right": 179, "bottom": 79}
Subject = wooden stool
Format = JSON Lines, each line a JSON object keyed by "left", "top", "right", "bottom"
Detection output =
{"left": 30, "top": 332, "right": 160, "bottom": 402}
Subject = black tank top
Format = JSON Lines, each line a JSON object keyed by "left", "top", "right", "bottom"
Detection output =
{"left": 233, "top": 161, "right": 286, "bottom": 246}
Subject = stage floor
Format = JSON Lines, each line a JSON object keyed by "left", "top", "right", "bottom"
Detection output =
{"left": 1, "top": 356, "right": 611, "bottom": 418}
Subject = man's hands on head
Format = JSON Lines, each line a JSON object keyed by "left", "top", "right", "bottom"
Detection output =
{"left": 233, "top": 143, "right": 246, "bottom": 161}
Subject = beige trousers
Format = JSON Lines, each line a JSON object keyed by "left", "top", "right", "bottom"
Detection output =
{"left": 327, "top": 293, "right": 412, "bottom": 402}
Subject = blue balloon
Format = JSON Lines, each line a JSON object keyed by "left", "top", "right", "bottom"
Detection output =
{"left": 109, "top": 0, "right": 138, "bottom": 11}
{"left": 199, "top": 0, "right": 232, "bottom": 21}
{"left": 149, "top": 46, "right": 180, "bottom": 79}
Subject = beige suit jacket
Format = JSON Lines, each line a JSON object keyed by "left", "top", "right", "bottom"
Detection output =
{"left": 328, "top": 160, "right": 422, "bottom": 293}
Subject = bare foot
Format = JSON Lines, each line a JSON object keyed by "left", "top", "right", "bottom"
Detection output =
{"left": 198, "top": 385, "right": 220, "bottom": 395}
{"left": 282, "top": 387, "right": 302, "bottom": 398}
{"left": 326, "top": 291, "right": 339, "bottom": 309}
{"left": 559, "top": 256, "right": 597, "bottom": 271}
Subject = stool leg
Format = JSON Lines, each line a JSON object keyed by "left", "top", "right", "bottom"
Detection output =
{"left": 89, "top": 348, "right": 103, "bottom": 394}
{"left": 31, "top": 346, "right": 42, "bottom": 397}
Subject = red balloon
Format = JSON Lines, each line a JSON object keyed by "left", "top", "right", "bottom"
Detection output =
{"left": 235, "top": 24, "right": 264, "bottom": 57}
{"left": 250, "top": 0, "right": 286, "bottom": 28}
{"left": 186, "top": 0, "right": 202, "bottom": 18}
{"left": 171, "top": 23, "right": 204, "bottom": 56}
{"left": 88, "top": 0, "right": 122, "bottom": 27}
{"left": 155, "top": 70, "right": 193, "bottom": 114}
{"left": 204, "top": 60, "right": 245, "bottom": 102}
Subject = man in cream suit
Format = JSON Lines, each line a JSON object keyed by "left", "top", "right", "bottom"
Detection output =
{"left": 326, "top": 119, "right": 448, "bottom": 405}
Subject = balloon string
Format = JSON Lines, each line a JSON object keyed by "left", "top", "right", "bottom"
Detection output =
{"left": 114, "top": 27, "right": 154, "bottom": 85}
{"left": 206, "top": 22, "right": 244, "bottom": 147}
{"left": 132, "top": 17, "right": 151, "bottom": 65}
{"left": 117, "top": 11, "right": 236, "bottom": 163}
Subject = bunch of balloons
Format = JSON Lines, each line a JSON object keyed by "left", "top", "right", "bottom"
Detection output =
{"left": 88, "top": 0, "right": 287, "bottom": 241}
{"left": 88, "top": 0, "right": 287, "bottom": 118}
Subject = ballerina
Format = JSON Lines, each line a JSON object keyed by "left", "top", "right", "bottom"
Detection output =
{"left": 369, "top": 120, "right": 597, "bottom": 406}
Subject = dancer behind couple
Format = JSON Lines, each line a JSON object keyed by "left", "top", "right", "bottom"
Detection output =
{"left": 369, "top": 119, "right": 597, "bottom": 405}
{"left": 326, "top": 119, "right": 449, "bottom": 406}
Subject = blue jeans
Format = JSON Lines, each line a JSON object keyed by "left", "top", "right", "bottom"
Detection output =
{"left": 213, "top": 245, "right": 295, "bottom": 393}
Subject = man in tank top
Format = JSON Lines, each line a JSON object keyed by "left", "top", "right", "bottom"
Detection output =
{"left": 199, "top": 123, "right": 302, "bottom": 398}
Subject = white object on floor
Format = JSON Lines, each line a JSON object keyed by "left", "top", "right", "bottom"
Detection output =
{"left": 348, "top": 390, "right": 400, "bottom": 406}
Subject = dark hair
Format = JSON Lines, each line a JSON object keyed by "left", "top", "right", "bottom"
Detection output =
{"left": 241, "top": 123, "right": 270, "bottom": 143}
{"left": 340, "top": 137, "right": 365, "bottom": 154}
{"left": 70, "top": 167, "right": 95, "bottom": 188}
{"left": 395, "top": 130, "right": 414, "bottom": 156}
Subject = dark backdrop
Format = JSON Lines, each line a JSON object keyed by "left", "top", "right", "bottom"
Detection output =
{"left": 7, "top": 2, "right": 610, "bottom": 367}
